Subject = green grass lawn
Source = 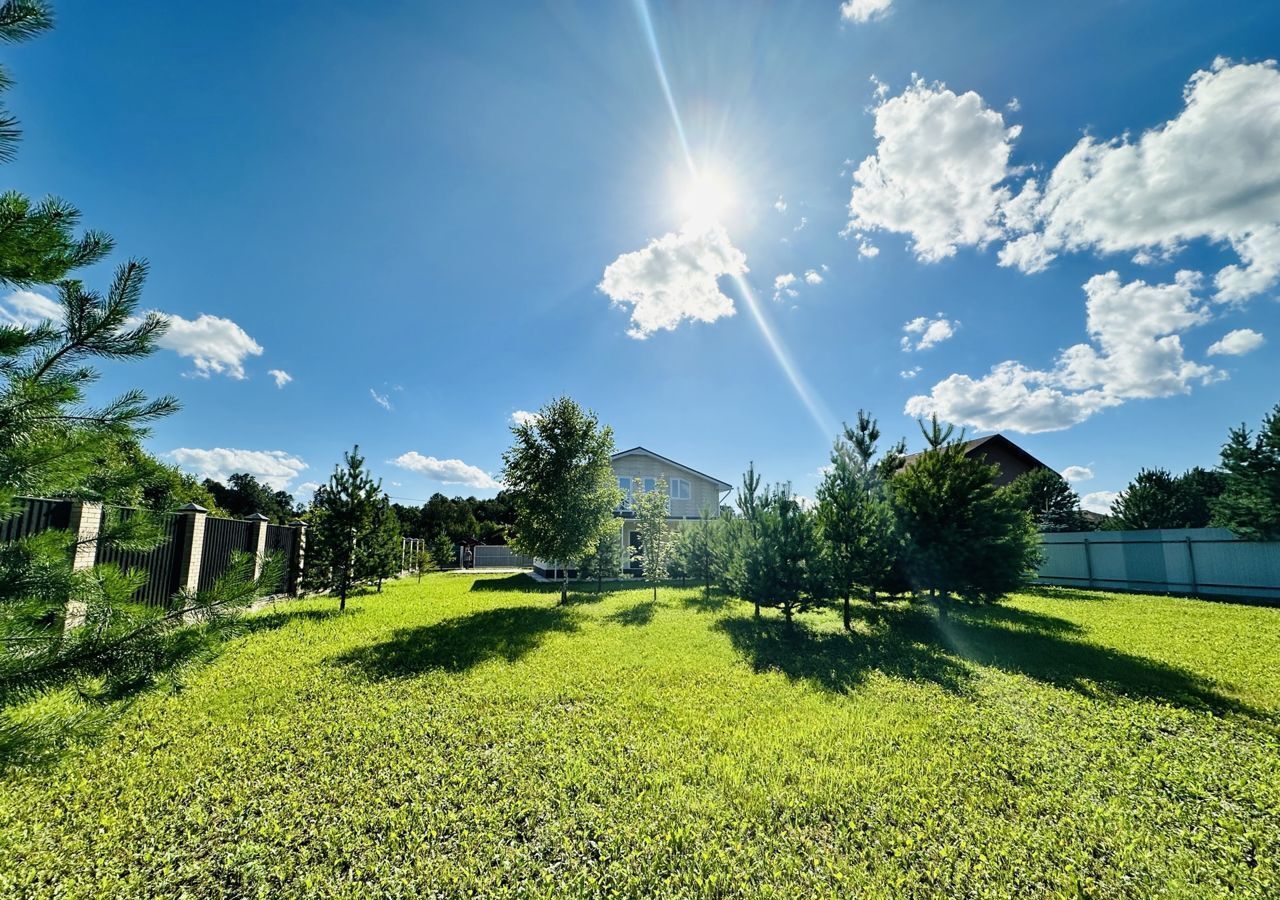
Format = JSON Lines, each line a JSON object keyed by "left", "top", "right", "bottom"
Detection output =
{"left": 2, "top": 574, "right": 1278, "bottom": 898}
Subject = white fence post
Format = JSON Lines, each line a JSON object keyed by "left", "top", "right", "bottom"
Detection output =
{"left": 245, "top": 513, "right": 270, "bottom": 581}
{"left": 288, "top": 519, "right": 308, "bottom": 593}
{"left": 63, "top": 500, "right": 103, "bottom": 630}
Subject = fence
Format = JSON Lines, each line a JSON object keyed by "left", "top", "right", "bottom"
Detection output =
{"left": 467, "top": 545, "right": 534, "bottom": 569}
{"left": 1, "top": 497, "right": 307, "bottom": 610}
{"left": 1034, "top": 527, "right": 1280, "bottom": 602}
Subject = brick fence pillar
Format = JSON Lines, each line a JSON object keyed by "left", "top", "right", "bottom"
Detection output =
{"left": 288, "top": 519, "right": 308, "bottom": 595}
{"left": 176, "top": 501, "right": 208, "bottom": 594}
{"left": 63, "top": 500, "right": 103, "bottom": 630}
{"left": 245, "top": 513, "right": 270, "bottom": 581}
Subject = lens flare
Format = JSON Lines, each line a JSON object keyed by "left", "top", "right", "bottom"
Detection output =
{"left": 631, "top": 0, "right": 834, "bottom": 438}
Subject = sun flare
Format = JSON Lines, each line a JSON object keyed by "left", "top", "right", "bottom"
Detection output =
{"left": 675, "top": 167, "right": 738, "bottom": 224}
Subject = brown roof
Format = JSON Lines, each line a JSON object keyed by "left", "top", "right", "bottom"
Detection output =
{"left": 904, "top": 433, "right": 1051, "bottom": 472}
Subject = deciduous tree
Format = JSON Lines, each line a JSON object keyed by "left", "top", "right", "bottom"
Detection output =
{"left": 501, "top": 397, "right": 620, "bottom": 604}
{"left": 631, "top": 476, "right": 674, "bottom": 602}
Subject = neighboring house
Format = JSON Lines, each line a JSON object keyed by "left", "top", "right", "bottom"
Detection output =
{"left": 904, "top": 433, "right": 1050, "bottom": 487}
{"left": 533, "top": 446, "right": 733, "bottom": 578}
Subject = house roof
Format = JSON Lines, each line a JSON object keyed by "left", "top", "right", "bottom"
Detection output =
{"left": 611, "top": 446, "right": 733, "bottom": 491}
{"left": 903, "top": 433, "right": 1051, "bottom": 473}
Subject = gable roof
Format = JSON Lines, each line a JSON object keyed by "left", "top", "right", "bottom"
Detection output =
{"left": 903, "top": 433, "right": 1051, "bottom": 472}
{"left": 611, "top": 446, "right": 733, "bottom": 491}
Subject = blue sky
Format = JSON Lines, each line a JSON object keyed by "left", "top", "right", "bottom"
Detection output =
{"left": 4, "top": 0, "right": 1278, "bottom": 512}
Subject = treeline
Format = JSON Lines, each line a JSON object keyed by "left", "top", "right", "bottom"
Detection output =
{"left": 657, "top": 414, "right": 1040, "bottom": 625}
{"left": 391, "top": 492, "right": 516, "bottom": 545}
{"left": 1104, "top": 403, "right": 1279, "bottom": 536}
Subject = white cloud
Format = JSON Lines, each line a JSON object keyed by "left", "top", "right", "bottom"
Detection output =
{"left": 510, "top": 409, "right": 538, "bottom": 427}
{"left": 858, "top": 238, "right": 880, "bottom": 259}
{"left": 0, "top": 289, "right": 62, "bottom": 327}
{"left": 370, "top": 388, "right": 392, "bottom": 411}
{"left": 1061, "top": 465, "right": 1094, "bottom": 482}
{"left": 1207, "top": 328, "right": 1265, "bottom": 356}
{"left": 794, "top": 216, "right": 808, "bottom": 232}
{"left": 1080, "top": 491, "right": 1119, "bottom": 515}
{"left": 391, "top": 451, "right": 501, "bottom": 490}
{"left": 900, "top": 366, "right": 922, "bottom": 379}
{"left": 804, "top": 269, "right": 824, "bottom": 285}
{"left": 152, "top": 313, "right": 263, "bottom": 379}
{"left": 294, "top": 481, "right": 321, "bottom": 503}
{"left": 1006, "top": 97, "right": 1021, "bottom": 112}
{"left": 598, "top": 220, "right": 747, "bottom": 339}
{"left": 167, "top": 448, "right": 308, "bottom": 491}
{"left": 848, "top": 77, "right": 1021, "bottom": 263}
{"left": 268, "top": 369, "right": 292, "bottom": 389}
{"left": 841, "top": 0, "right": 893, "bottom": 23}
{"left": 998, "top": 59, "right": 1280, "bottom": 305}
{"left": 772, "top": 272, "right": 799, "bottom": 303}
{"left": 905, "top": 272, "right": 1220, "bottom": 432}
{"left": 901, "top": 314, "right": 957, "bottom": 351}
{"left": 774, "top": 196, "right": 787, "bottom": 213}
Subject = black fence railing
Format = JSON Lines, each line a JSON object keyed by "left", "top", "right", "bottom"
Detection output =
{"left": 198, "top": 517, "right": 257, "bottom": 592}
{"left": 94, "top": 507, "right": 187, "bottom": 608}
{"left": 265, "top": 524, "right": 298, "bottom": 594}
{"left": 1, "top": 498, "right": 72, "bottom": 543}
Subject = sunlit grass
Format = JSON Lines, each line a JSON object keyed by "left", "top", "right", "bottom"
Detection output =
{"left": 1, "top": 574, "right": 1276, "bottom": 897}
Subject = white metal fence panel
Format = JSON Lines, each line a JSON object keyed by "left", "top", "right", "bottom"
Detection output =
{"left": 470, "top": 545, "right": 534, "bottom": 569}
{"left": 1034, "top": 527, "right": 1280, "bottom": 601}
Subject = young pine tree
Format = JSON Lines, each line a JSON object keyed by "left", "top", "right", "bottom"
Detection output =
{"left": 579, "top": 531, "right": 620, "bottom": 593}
{"left": 501, "top": 396, "right": 621, "bottom": 604}
{"left": 304, "top": 446, "right": 382, "bottom": 610}
{"left": 1212, "top": 406, "right": 1280, "bottom": 540}
{"left": 816, "top": 411, "right": 902, "bottom": 630}
{"left": 891, "top": 416, "right": 1040, "bottom": 614}
{"left": 363, "top": 496, "right": 402, "bottom": 592}
{"left": 1004, "top": 467, "right": 1085, "bottom": 533}
{"left": 742, "top": 484, "right": 828, "bottom": 625}
{"left": 1108, "top": 468, "right": 1188, "bottom": 530}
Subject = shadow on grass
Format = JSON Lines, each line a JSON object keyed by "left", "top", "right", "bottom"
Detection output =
{"left": 681, "top": 590, "right": 733, "bottom": 613}
{"left": 335, "top": 606, "right": 580, "bottom": 679}
{"left": 716, "top": 604, "right": 971, "bottom": 696}
{"left": 940, "top": 604, "right": 1262, "bottom": 716}
{"left": 468, "top": 574, "right": 560, "bottom": 594}
{"left": 241, "top": 607, "right": 345, "bottom": 635}
{"left": 717, "top": 600, "right": 1267, "bottom": 720}
{"left": 605, "top": 599, "right": 659, "bottom": 627}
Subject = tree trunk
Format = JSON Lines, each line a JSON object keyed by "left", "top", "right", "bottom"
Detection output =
{"left": 843, "top": 595, "right": 851, "bottom": 631}
{"left": 377, "top": 577, "right": 384, "bottom": 593}
{"left": 652, "top": 581, "right": 657, "bottom": 603}
{"left": 560, "top": 572, "right": 568, "bottom": 606}
{"left": 339, "top": 583, "right": 347, "bottom": 612}
{"left": 754, "top": 600, "right": 760, "bottom": 618}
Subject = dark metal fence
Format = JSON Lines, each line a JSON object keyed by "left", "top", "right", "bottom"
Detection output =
{"left": 265, "top": 523, "right": 298, "bottom": 594}
{"left": 198, "top": 517, "right": 256, "bottom": 591}
{"left": 0, "top": 497, "right": 72, "bottom": 543}
{"left": 94, "top": 507, "right": 187, "bottom": 608}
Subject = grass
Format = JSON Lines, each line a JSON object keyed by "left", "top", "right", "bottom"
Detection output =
{"left": 1, "top": 573, "right": 1277, "bottom": 898}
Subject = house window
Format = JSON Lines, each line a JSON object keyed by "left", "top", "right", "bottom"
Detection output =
{"left": 642, "top": 477, "right": 656, "bottom": 493}
{"left": 618, "top": 476, "right": 632, "bottom": 509}
{"left": 669, "top": 478, "right": 691, "bottom": 501}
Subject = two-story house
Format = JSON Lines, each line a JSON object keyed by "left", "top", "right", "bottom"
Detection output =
{"left": 533, "top": 446, "right": 732, "bottom": 579}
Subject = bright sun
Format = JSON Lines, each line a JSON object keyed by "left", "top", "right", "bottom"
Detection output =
{"left": 675, "top": 167, "right": 738, "bottom": 224}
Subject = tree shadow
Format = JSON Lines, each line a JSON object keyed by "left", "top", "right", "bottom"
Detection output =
{"left": 240, "top": 607, "right": 345, "bottom": 636}
{"left": 941, "top": 604, "right": 1266, "bottom": 718}
{"left": 681, "top": 590, "right": 733, "bottom": 613}
{"left": 604, "top": 599, "right": 658, "bottom": 627}
{"left": 715, "top": 606, "right": 972, "bottom": 697}
{"left": 468, "top": 574, "right": 560, "bottom": 594}
{"left": 1022, "top": 585, "right": 1111, "bottom": 603}
{"left": 716, "top": 601, "right": 1270, "bottom": 723}
{"left": 334, "top": 606, "right": 579, "bottom": 679}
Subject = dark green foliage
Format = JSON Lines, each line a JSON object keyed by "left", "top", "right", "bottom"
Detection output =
{"left": 0, "top": 192, "right": 113, "bottom": 286}
{"left": 734, "top": 467, "right": 829, "bottom": 624}
{"left": 429, "top": 532, "right": 456, "bottom": 570}
{"left": 1004, "top": 467, "right": 1085, "bottom": 532}
{"left": 1108, "top": 468, "right": 1188, "bottom": 530}
{"left": 578, "top": 531, "right": 620, "bottom": 592}
{"left": 816, "top": 411, "right": 904, "bottom": 629}
{"left": 501, "top": 396, "right": 621, "bottom": 604}
{"left": 202, "top": 472, "right": 296, "bottom": 523}
{"left": 891, "top": 417, "right": 1041, "bottom": 608}
{"left": 672, "top": 510, "right": 717, "bottom": 597}
{"left": 1174, "top": 466, "right": 1225, "bottom": 529}
{"left": 362, "top": 497, "right": 403, "bottom": 592}
{"left": 0, "top": 1, "right": 54, "bottom": 163}
{"left": 1212, "top": 405, "right": 1280, "bottom": 540}
{"left": 303, "top": 446, "right": 384, "bottom": 610}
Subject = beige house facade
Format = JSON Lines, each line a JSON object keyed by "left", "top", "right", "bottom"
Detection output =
{"left": 533, "top": 447, "right": 732, "bottom": 578}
